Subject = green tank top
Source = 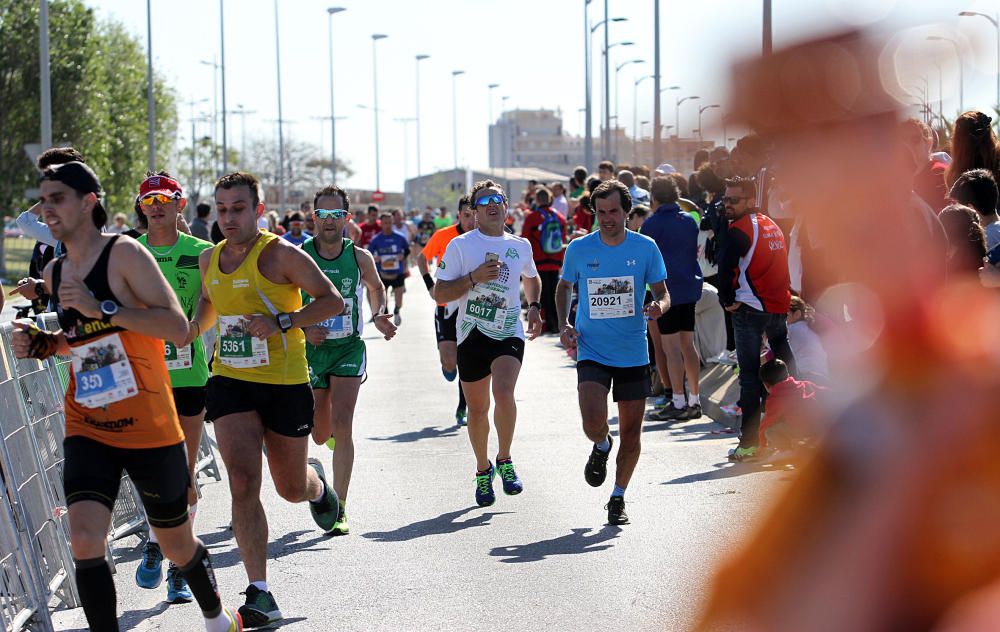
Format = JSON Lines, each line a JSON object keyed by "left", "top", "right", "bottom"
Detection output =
{"left": 138, "top": 232, "right": 213, "bottom": 388}
{"left": 302, "top": 237, "right": 363, "bottom": 347}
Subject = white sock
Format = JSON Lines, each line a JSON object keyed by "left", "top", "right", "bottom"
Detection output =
{"left": 687, "top": 393, "right": 700, "bottom": 407}
{"left": 188, "top": 502, "right": 198, "bottom": 523}
{"left": 251, "top": 580, "right": 268, "bottom": 592}
{"left": 672, "top": 394, "right": 686, "bottom": 409}
{"left": 204, "top": 607, "right": 236, "bottom": 632}
{"left": 147, "top": 528, "right": 159, "bottom": 545}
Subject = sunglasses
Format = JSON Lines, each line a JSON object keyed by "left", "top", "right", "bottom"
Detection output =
{"left": 723, "top": 196, "right": 749, "bottom": 205}
{"left": 475, "top": 194, "right": 504, "bottom": 208}
{"left": 140, "top": 193, "right": 179, "bottom": 206}
{"left": 315, "top": 209, "right": 349, "bottom": 219}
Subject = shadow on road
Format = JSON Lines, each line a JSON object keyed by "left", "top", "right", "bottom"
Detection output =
{"left": 202, "top": 529, "right": 331, "bottom": 570}
{"left": 119, "top": 601, "right": 170, "bottom": 631}
{"left": 489, "top": 526, "right": 622, "bottom": 563}
{"left": 362, "top": 507, "right": 513, "bottom": 542}
{"left": 662, "top": 461, "right": 772, "bottom": 485}
{"left": 369, "top": 425, "right": 460, "bottom": 443}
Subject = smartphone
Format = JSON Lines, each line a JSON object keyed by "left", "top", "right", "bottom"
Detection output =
{"left": 485, "top": 252, "right": 500, "bottom": 264}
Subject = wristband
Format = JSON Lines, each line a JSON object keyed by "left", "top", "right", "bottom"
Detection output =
{"left": 528, "top": 301, "right": 542, "bottom": 311}
{"left": 422, "top": 273, "right": 434, "bottom": 291}
{"left": 468, "top": 272, "right": 476, "bottom": 288}
{"left": 23, "top": 323, "right": 58, "bottom": 360}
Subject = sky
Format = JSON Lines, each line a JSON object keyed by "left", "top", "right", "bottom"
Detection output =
{"left": 86, "top": 0, "right": 1000, "bottom": 193}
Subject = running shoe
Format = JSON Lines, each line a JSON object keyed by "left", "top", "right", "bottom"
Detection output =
{"left": 325, "top": 436, "right": 337, "bottom": 451}
{"left": 584, "top": 436, "right": 613, "bottom": 487}
{"left": 728, "top": 446, "right": 759, "bottom": 462}
{"left": 646, "top": 402, "right": 689, "bottom": 422}
{"left": 330, "top": 500, "right": 349, "bottom": 536}
{"left": 719, "top": 350, "right": 738, "bottom": 366}
{"left": 496, "top": 458, "right": 523, "bottom": 495}
{"left": 720, "top": 403, "right": 742, "bottom": 417}
{"left": 606, "top": 495, "right": 630, "bottom": 525}
{"left": 238, "top": 585, "right": 282, "bottom": 628}
{"left": 307, "top": 458, "right": 341, "bottom": 532}
{"left": 456, "top": 406, "right": 468, "bottom": 427}
{"left": 221, "top": 607, "right": 243, "bottom": 632}
{"left": 686, "top": 403, "right": 703, "bottom": 420}
{"left": 393, "top": 311, "right": 402, "bottom": 326}
{"left": 135, "top": 541, "right": 163, "bottom": 589}
{"left": 165, "top": 562, "right": 192, "bottom": 603}
{"left": 475, "top": 463, "right": 496, "bottom": 507}
{"left": 442, "top": 367, "right": 458, "bottom": 382}
{"left": 653, "top": 395, "right": 667, "bottom": 407}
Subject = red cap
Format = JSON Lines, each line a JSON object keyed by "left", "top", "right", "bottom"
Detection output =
{"left": 139, "top": 174, "right": 183, "bottom": 199}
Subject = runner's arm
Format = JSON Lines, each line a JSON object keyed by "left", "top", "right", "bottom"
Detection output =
{"left": 356, "top": 248, "right": 387, "bottom": 315}
{"left": 279, "top": 244, "right": 345, "bottom": 327}
{"left": 186, "top": 248, "right": 219, "bottom": 346}
{"left": 645, "top": 280, "right": 671, "bottom": 320}
{"left": 115, "top": 241, "right": 190, "bottom": 343}
{"left": 555, "top": 278, "right": 575, "bottom": 329}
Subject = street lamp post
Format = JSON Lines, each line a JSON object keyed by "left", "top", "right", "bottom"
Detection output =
{"left": 614, "top": 59, "right": 643, "bottom": 161}
{"left": 697, "top": 104, "right": 720, "bottom": 144}
{"left": 488, "top": 83, "right": 500, "bottom": 124}
{"left": 186, "top": 98, "right": 208, "bottom": 198}
{"left": 326, "top": 7, "right": 345, "bottom": 183}
{"left": 372, "top": 34, "right": 388, "bottom": 192}
{"left": 39, "top": 0, "right": 52, "bottom": 149}
{"left": 199, "top": 58, "right": 219, "bottom": 176}
{"left": 602, "top": 40, "right": 634, "bottom": 158}
{"left": 415, "top": 54, "right": 429, "bottom": 178}
{"left": 229, "top": 104, "right": 255, "bottom": 167}
{"left": 273, "top": 0, "right": 285, "bottom": 212}
{"left": 146, "top": 0, "right": 155, "bottom": 169}
{"left": 676, "top": 95, "right": 699, "bottom": 140}
{"left": 634, "top": 74, "right": 653, "bottom": 163}
{"left": 452, "top": 70, "right": 465, "bottom": 170}
{"left": 586, "top": 11, "right": 627, "bottom": 165}
{"left": 219, "top": 0, "right": 228, "bottom": 174}
{"left": 653, "top": 0, "right": 661, "bottom": 166}
{"left": 927, "top": 35, "right": 964, "bottom": 113}
{"left": 959, "top": 11, "right": 1000, "bottom": 113}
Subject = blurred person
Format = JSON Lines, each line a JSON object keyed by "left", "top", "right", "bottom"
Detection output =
{"left": 281, "top": 211, "right": 310, "bottom": 246}
{"left": 16, "top": 146, "right": 86, "bottom": 247}
{"left": 635, "top": 174, "right": 650, "bottom": 191}
{"left": 696, "top": 164, "right": 735, "bottom": 354}
{"left": 368, "top": 211, "right": 410, "bottom": 325}
{"left": 570, "top": 166, "right": 589, "bottom": 198}
{"left": 948, "top": 169, "right": 1000, "bottom": 250}
{"left": 191, "top": 202, "right": 211, "bottom": 241}
{"left": 627, "top": 205, "right": 650, "bottom": 231}
{"left": 666, "top": 172, "right": 689, "bottom": 200}
{"left": 597, "top": 160, "right": 615, "bottom": 181}
{"left": 359, "top": 205, "right": 381, "bottom": 247}
{"left": 901, "top": 118, "right": 948, "bottom": 212}
{"left": 434, "top": 205, "right": 452, "bottom": 230}
{"left": 551, "top": 181, "right": 570, "bottom": 216}
{"left": 946, "top": 110, "right": 1000, "bottom": 189}
{"left": 756, "top": 359, "right": 827, "bottom": 453}
{"left": 391, "top": 208, "right": 416, "bottom": 265}
{"left": 688, "top": 148, "right": 711, "bottom": 203}
{"left": 520, "top": 185, "right": 567, "bottom": 334}
{"left": 107, "top": 213, "right": 130, "bottom": 234}
{"left": 417, "top": 209, "right": 437, "bottom": 246}
{"left": 939, "top": 203, "right": 987, "bottom": 278}
{"left": 786, "top": 295, "right": 828, "bottom": 383}
{"left": 618, "top": 170, "right": 649, "bottom": 206}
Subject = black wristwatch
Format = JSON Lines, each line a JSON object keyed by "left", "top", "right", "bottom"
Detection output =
{"left": 528, "top": 301, "right": 542, "bottom": 311}
{"left": 100, "top": 300, "right": 119, "bottom": 324}
{"left": 276, "top": 312, "right": 294, "bottom": 333}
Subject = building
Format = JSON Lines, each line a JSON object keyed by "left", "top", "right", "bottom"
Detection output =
{"left": 404, "top": 166, "right": 571, "bottom": 213}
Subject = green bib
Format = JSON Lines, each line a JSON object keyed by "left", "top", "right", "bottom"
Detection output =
{"left": 138, "top": 232, "right": 213, "bottom": 388}
{"left": 302, "top": 237, "right": 363, "bottom": 346}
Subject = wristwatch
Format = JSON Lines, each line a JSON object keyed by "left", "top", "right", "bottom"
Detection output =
{"left": 528, "top": 301, "right": 542, "bottom": 311}
{"left": 100, "top": 300, "right": 119, "bottom": 324}
{"left": 276, "top": 312, "right": 294, "bottom": 333}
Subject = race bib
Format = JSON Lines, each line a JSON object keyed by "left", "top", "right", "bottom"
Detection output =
{"left": 380, "top": 254, "right": 402, "bottom": 272}
{"left": 164, "top": 341, "right": 192, "bottom": 371}
{"left": 218, "top": 315, "right": 270, "bottom": 368}
{"left": 319, "top": 298, "right": 355, "bottom": 340}
{"left": 71, "top": 334, "right": 139, "bottom": 408}
{"left": 587, "top": 276, "right": 635, "bottom": 319}
{"left": 465, "top": 284, "right": 508, "bottom": 334}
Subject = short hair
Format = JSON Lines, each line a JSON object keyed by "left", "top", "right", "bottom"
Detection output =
{"left": 628, "top": 205, "right": 650, "bottom": 222}
{"left": 469, "top": 179, "right": 506, "bottom": 206}
{"left": 650, "top": 176, "right": 680, "bottom": 206}
{"left": 598, "top": 160, "right": 615, "bottom": 173}
{"left": 573, "top": 166, "right": 588, "bottom": 182}
{"left": 949, "top": 168, "right": 998, "bottom": 217}
{"left": 635, "top": 174, "right": 650, "bottom": 190}
{"left": 586, "top": 176, "right": 602, "bottom": 194}
{"left": 196, "top": 202, "right": 211, "bottom": 218}
{"left": 37, "top": 147, "right": 84, "bottom": 170}
{"left": 696, "top": 165, "right": 726, "bottom": 194}
{"left": 725, "top": 176, "right": 757, "bottom": 199}
{"left": 314, "top": 185, "right": 349, "bottom": 212}
{"left": 736, "top": 133, "right": 765, "bottom": 158}
{"left": 590, "top": 179, "right": 632, "bottom": 213}
{"left": 145, "top": 169, "right": 176, "bottom": 180}
{"left": 367, "top": 204, "right": 379, "bottom": 214}
{"left": 667, "top": 172, "right": 688, "bottom": 198}
{"left": 289, "top": 211, "right": 305, "bottom": 222}
{"left": 760, "top": 359, "right": 790, "bottom": 386}
{"left": 113, "top": 212, "right": 127, "bottom": 222}
{"left": 215, "top": 171, "right": 261, "bottom": 209}
{"left": 617, "top": 170, "right": 635, "bottom": 187}
{"left": 457, "top": 195, "right": 470, "bottom": 211}
{"left": 379, "top": 211, "right": 393, "bottom": 220}
{"left": 534, "top": 185, "right": 552, "bottom": 203}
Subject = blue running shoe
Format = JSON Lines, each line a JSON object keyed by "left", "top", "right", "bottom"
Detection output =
{"left": 165, "top": 563, "right": 193, "bottom": 603}
{"left": 135, "top": 541, "right": 163, "bottom": 589}
{"left": 456, "top": 406, "right": 467, "bottom": 427}
{"left": 653, "top": 395, "right": 667, "bottom": 407}
{"left": 496, "top": 458, "right": 523, "bottom": 495}
{"left": 442, "top": 367, "right": 458, "bottom": 382}
{"left": 475, "top": 463, "right": 496, "bottom": 507}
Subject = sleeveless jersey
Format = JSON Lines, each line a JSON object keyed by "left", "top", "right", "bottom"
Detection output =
{"left": 137, "top": 232, "right": 213, "bottom": 387}
{"left": 301, "top": 237, "right": 364, "bottom": 347}
{"left": 204, "top": 231, "right": 309, "bottom": 385}
{"left": 52, "top": 236, "right": 183, "bottom": 449}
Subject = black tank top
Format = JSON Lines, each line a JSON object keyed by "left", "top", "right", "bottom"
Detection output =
{"left": 52, "top": 236, "right": 124, "bottom": 344}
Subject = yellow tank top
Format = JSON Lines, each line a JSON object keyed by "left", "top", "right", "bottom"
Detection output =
{"left": 205, "top": 231, "right": 308, "bottom": 385}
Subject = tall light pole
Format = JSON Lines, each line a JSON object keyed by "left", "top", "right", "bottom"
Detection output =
{"left": 228, "top": 104, "right": 255, "bottom": 167}
{"left": 763, "top": 0, "right": 772, "bottom": 56}
{"left": 394, "top": 117, "right": 416, "bottom": 182}
{"left": 200, "top": 58, "right": 219, "bottom": 175}
{"left": 451, "top": 70, "right": 465, "bottom": 170}
{"left": 959, "top": 11, "right": 1000, "bottom": 114}
{"left": 274, "top": 0, "right": 285, "bottom": 212}
{"left": 634, "top": 74, "right": 653, "bottom": 163}
{"left": 372, "top": 34, "right": 388, "bottom": 192}
{"left": 603, "top": 40, "right": 634, "bottom": 158}
{"left": 145, "top": 0, "right": 155, "bottom": 169}
{"left": 415, "top": 54, "right": 429, "bottom": 177}
{"left": 584, "top": 0, "right": 592, "bottom": 170}
{"left": 653, "top": 0, "right": 661, "bottom": 166}
{"left": 39, "top": 0, "right": 52, "bottom": 149}
{"left": 186, "top": 98, "right": 208, "bottom": 197}
{"left": 326, "top": 7, "right": 345, "bottom": 183}
{"left": 676, "top": 95, "right": 700, "bottom": 140}
{"left": 614, "top": 58, "right": 643, "bottom": 160}
{"left": 488, "top": 83, "right": 500, "bottom": 124}
{"left": 219, "top": 0, "right": 228, "bottom": 174}
{"left": 697, "top": 104, "right": 720, "bottom": 144}
{"left": 927, "top": 35, "right": 964, "bottom": 113}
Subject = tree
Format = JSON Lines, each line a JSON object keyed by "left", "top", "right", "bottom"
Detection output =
{"left": 240, "top": 136, "right": 353, "bottom": 210}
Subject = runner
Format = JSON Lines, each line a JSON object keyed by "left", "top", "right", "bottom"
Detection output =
{"left": 417, "top": 209, "right": 438, "bottom": 246}
{"left": 433, "top": 180, "right": 543, "bottom": 507}
{"left": 417, "top": 195, "right": 477, "bottom": 426}
{"left": 132, "top": 171, "right": 215, "bottom": 603}
{"left": 368, "top": 211, "right": 410, "bottom": 326}
{"left": 358, "top": 205, "right": 381, "bottom": 248}
{"left": 555, "top": 179, "right": 670, "bottom": 525}
{"left": 302, "top": 185, "right": 397, "bottom": 536}
{"left": 11, "top": 161, "right": 242, "bottom": 631}
{"left": 280, "top": 211, "right": 311, "bottom": 246}
{"left": 191, "top": 171, "right": 344, "bottom": 627}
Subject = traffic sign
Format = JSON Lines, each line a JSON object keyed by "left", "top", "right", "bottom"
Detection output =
{"left": 372, "top": 190, "right": 385, "bottom": 203}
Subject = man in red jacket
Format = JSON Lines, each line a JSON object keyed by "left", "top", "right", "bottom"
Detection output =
{"left": 521, "top": 186, "right": 567, "bottom": 334}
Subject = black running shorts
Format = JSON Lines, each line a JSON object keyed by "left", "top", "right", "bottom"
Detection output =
{"left": 457, "top": 327, "right": 525, "bottom": 383}
{"left": 434, "top": 306, "right": 458, "bottom": 344}
{"left": 172, "top": 386, "right": 207, "bottom": 418}
{"left": 657, "top": 302, "right": 696, "bottom": 335}
{"left": 206, "top": 376, "right": 314, "bottom": 437}
{"left": 577, "top": 360, "right": 652, "bottom": 402}
{"left": 381, "top": 275, "right": 405, "bottom": 290}
{"left": 63, "top": 436, "right": 191, "bottom": 529}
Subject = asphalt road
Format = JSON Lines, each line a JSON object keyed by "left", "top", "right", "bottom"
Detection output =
{"left": 43, "top": 278, "right": 782, "bottom": 632}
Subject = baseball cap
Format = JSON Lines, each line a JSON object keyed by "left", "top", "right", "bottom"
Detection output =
{"left": 654, "top": 163, "right": 677, "bottom": 175}
{"left": 139, "top": 174, "right": 183, "bottom": 200}
{"left": 39, "top": 161, "right": 107, "bottom": 228}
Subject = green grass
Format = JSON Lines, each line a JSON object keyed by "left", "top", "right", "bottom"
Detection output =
{"left": 3, "top": 238, "right": 35, "bottom": 282}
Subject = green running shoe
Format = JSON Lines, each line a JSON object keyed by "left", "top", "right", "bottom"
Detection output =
{"left": 330, "top": 500, "right": 349, "bottom": 536}
{"left": 325, "top": 436, "right": 337, "bottom": 451}
{"left": 238, "top": 585, "right": 281, "bottom": 628}
{"left": 728, "top": 446, "right": 759, "bottom": 462}
{"left": 307, "top": 458, "right": 341, "bottom": 532}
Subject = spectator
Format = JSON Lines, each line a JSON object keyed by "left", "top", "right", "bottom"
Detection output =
{"left": 947, "top": 110, "right": 1000, "bottom": 189}
{"left": 939, "top": 203, "right": 987, "bottom": 277}
{"left": 570, "top": 166, "right": 589, "bottom": 198}
{"left": 688, "top": 149, "right": 711, "bottom": 203}
{"left": 948, "top": 169, "right": 1000, "bottom": 250}
{"left": 786, "top": 295, "right": 828, "bottom": 383}
{"left": 619, "top": 170, "right": 650, "bottom": 206}
{"left": 597, "top": 160, "right": 616, "bottom": 181}
{"left": 756, "top": 359, "right": 827, "bottom": 453}
{"left": 666, "top": 172, "right": 689, "bottom": 199}
{"left": 521, "top": 185, "right": 568, "bottom": 334}
{"left": 107, "top": 212, "right": 130, "bottom": 234}
{"left": 627, "top": 205, "right": 650, "bottom": 232}
{"left": 635, "top": 174, "right": 650, "bottom": 192}
{"left": 190, "top": 202, "right": 211, "bottom": 240}
{"left": 551, "top": 181, "right": 570, "bottom": 216}
{"left": 901, "top": 118, "right": 948, "bottom": 212}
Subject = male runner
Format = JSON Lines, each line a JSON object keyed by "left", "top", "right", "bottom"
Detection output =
{"left": 133, "top": 171, "right": 215, "bottom": 603}
{"left": 556, "top": 179, "right": 670, "bottom": 525}
{"left": 302, "top": 186, "right": 397, "bottom": 536}
{"left": 358, "top": 205, "right": 381, "bottom": 247}
{"left": 434, "top": 180, "right": 543, "bottom": 507}
{"left": 192, "top": 171, "right": 344, "bottom": 627}
{"left": 418, "top": 195, "right": 476, "bottom": 425}
{"left": 12, "top": 161, "right": 241, "bottom": 631}
{"left": 368, "top": 211, "right": 410, "bottom": 326}
{"left": 281, "top": 211, "right": 311, "bottom": 246}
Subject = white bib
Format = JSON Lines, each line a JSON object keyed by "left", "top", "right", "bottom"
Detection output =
{"left": 71, "top": 334, "right": 139, "bottom": 408}
{"left": 164, "top": 341, "right": 193, "bottom": 371}
{"left": 319, "top": 298, "right": 355, "bottom": 340}
{"left": 218, "top": 315, "right": 270, "bottom": 368}
{"left": 586, "top": 276, "right": 635, "bottom": 319}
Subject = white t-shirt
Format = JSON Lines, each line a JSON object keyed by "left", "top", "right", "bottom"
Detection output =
{"left": 787, "top": 320, "right": 828, "bottom": 380}
{"left": 552, "top": 194, "right": 569, "bottom": 216}
{"left": 436, "top": 229, "right": 538, "bottom": 344}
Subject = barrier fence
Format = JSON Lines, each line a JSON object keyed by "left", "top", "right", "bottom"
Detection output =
{"left": 0, "top": 314, "right": 222, "bottom": 631}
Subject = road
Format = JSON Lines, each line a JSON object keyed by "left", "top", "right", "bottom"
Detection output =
{"left": 44, "top": 278, "right": 781, "bottom": 632}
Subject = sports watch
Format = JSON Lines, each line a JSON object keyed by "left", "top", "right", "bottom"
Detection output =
{"left": 100, "top": 300, "right": 119, "bottom": 324}
{"left": 276, "top": 312, "right": 294, "bottom": 333}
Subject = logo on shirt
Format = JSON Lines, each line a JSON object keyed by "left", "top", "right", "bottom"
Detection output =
{"left": 438, "top": 261, "right": 446, "bottom": 270}
{"left": 232, "top": 279, "right": 250, "bottom": 289}
{"left": 341, "top": 278, "right": 353, "bottom": 292}
{"left": 587, "top": 259, "right": 600, "bottom": 270}
{"left": 626, "top": 259, "right": 637, "bottom": 267}
{"left": 505, "top": 247, "right": 519, "bottom": 260}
